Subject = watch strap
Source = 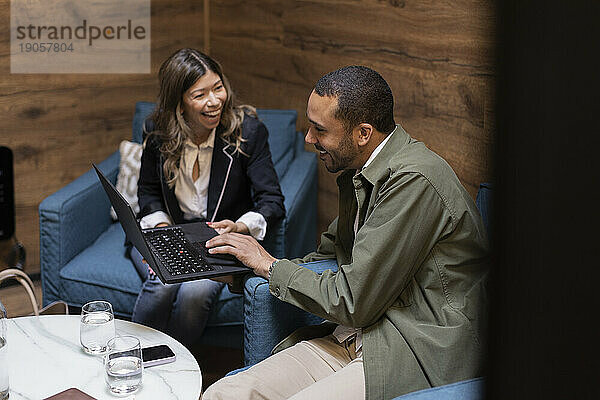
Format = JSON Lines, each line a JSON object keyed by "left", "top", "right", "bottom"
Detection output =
{"left": 268, "top": 259, "right": 279, "bottom": 281}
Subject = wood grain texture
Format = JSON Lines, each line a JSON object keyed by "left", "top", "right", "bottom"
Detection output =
{"left": 0, "top": 278, "right": 43, "bottom": 318}
{"left": 210, "top": 0, "right": 495, "bottom": 238}
{"left": 1, "top": 0, "right": 495, "bottom": 274}
{"left": 0, "top": 0, "right": 206, "bottom": 275}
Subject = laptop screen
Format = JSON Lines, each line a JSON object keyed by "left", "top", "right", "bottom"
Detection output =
{"left": 93, "top": 164, "right": 160, "bottom": 275}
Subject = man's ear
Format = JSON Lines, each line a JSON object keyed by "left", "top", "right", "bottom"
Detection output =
{"left": 355, "top": 123, "right": 374, "bottom": 147}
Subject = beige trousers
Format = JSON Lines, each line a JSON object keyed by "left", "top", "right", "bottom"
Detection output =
{"left": 201, "top": 334, "right": 365, "bottom": 400}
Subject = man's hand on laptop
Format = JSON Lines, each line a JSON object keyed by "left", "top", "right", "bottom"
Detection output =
{"left": 207, "top": 220, "right": 249, "bottom": 235}
{"left": 206, "top": 233, "right": 275, "bottom": 279}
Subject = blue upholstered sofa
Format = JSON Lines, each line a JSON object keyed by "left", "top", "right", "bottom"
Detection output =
{"left": 38, "top": 102, "right": 318, "bottom": 349}
{"left": 236, "top": 183, "right": 492, "bottom": 398}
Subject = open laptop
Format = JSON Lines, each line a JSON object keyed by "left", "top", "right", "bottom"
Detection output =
{"left": 93, "top": 164, "right": 250, "bottom": 284}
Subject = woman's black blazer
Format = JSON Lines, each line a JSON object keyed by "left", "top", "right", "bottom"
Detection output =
{"left": 137, "top": 113, "right": 285, "bottom": 227}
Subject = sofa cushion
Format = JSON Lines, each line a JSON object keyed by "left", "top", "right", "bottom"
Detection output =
{"left": 60, "top": 223, "right": 142, "bottom": 316}
{"left": 110, "top": 140, "right": 143, "bottom": 221}
{"left": 60, "top": 222, "right": 244, "bottom": 324}
{"left": 475, "top": 183, "right": 492, "bottom": 239}
{"left": 393, "top": 377, "right": 484, "bottom": 400}
{"left": 132, "top": 101, "right": 155, "bottom": 144}
{"left": 256, "top": 109, "right": 297, "bottom": 179}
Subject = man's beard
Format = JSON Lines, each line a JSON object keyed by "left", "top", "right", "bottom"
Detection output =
{"left": 322, "top": 132, "right": 358, "bottom": 173}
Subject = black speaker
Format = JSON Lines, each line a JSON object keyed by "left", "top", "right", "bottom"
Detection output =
{"left": 0, "top": 146, "right": 15, "bottom": 240}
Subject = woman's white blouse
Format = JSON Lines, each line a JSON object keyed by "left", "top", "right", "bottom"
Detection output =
{"left": 139, "top": 129, "right": 267, "bottom": 240}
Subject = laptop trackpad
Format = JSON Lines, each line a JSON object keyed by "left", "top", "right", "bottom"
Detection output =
{"left": 181, "top": 222, "right": 243, "bottom": 265}
{"left": 202, "top": 249, "right": 240, "bottom": 266}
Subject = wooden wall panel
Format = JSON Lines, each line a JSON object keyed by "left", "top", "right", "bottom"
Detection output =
{"left": 211, "top": 0, "right": 495, "bottom": 239}
{"left": 0, "top": 0, "right": 206, "bottom": 274}
{"left": 0, "top": 0, "right": 495, "bottom": 274}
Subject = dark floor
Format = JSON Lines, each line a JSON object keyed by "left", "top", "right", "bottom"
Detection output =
{"left": 0, "top": 277, "right": 244, "bottom": 391}
{"left": 192, "top": 344, "right": 244, "bottom": 391}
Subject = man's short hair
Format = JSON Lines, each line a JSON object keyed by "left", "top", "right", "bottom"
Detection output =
{"left": 314, "top": 66, "right": 396, "bottom": 134}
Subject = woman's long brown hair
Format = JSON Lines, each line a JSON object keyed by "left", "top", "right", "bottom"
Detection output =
{"left": 149, "top": 48, "right": 255, "bottom": 187}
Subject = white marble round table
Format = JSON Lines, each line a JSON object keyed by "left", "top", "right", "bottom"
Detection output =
{"left": 4, "top": 315, "right": 202, "bottom": 400}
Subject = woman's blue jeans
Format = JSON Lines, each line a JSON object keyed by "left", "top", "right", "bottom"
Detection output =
{"left": 130, "top": 247, "right": 225, "bottom": 347}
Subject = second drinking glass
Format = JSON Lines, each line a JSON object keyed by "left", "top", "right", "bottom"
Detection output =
{"left": 104, "top": 335, "right": 143, "bottom": 395}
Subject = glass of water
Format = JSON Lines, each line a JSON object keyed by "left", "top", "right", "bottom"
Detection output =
{"left": 80, "top": 300, "right": 115, "bottom": 354}
{"left": 104, "top": 335, "right": 143, "bottom": 395}
{"left": 1, "top": 300, "right": 8, "bottom": 400}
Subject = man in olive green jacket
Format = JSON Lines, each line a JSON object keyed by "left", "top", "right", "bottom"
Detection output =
{"left": 204, "top": 66, "right": 489, "bottom": 399}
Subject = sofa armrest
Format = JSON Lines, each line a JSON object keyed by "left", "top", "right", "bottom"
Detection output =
{"left": 393, "top": 377, "right": 484, "bottom": 400}
{"left": 243, "top": 259, "right": 338, "bottom": 366}
{"left": 39, "top": 152, "right": 119, "bottom": 305}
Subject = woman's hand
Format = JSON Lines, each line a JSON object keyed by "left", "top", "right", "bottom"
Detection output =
{"left": 208, "top": 220, "right": 249, "bottom": 235}
{"left": 206, "top": 232, "right": 275, "bottom": 279}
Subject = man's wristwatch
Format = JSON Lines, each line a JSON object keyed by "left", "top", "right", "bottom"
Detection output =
{"left": 268, "top": 259, "right": 279, "bottom": 281}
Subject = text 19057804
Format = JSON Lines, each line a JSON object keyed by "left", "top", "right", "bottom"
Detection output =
{"left": 18, "top": 42, "right": 74, "bottom": 52}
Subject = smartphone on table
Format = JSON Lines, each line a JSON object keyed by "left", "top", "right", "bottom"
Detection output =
{"left": 142, "top": 344, "right": 176, "bottom": 367}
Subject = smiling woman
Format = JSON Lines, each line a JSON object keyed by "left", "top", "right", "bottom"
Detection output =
{"left": 128, "top": 48, "right": 285, "bottom": 347}
{"left": 181, "top": 70, "right": 228, "bottom": 145}
{"left": 152, "top": 49, "right": 252, "bottom": 187}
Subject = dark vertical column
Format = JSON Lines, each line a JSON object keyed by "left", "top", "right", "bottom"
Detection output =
{"left": 0, "top": 147, "right": 15, "bottom": 241}
{"left": 489, "top": 1, "right": 600, "bottom": 399}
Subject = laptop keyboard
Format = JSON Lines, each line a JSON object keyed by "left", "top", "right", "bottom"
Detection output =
{"left": 145, "top": 227, "right": 214, "bottom": 276}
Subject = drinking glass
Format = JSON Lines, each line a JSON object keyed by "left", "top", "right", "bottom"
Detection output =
{"left": 79, "top": 300, "right": 115, "bottom": 354}
{"left": 0, "top": 300, "right": 8, "bottom": 400}
{"left": 104, "top": 335, "right": 143, "bottom": 395}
